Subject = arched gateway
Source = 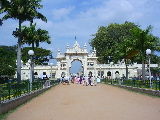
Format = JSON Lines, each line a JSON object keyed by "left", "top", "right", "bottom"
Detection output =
{"left": 56, "top": 41, "right": 98, "bottom": 78}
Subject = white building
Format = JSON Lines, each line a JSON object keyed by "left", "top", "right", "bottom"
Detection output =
{"left": 20, "top": 41, "right": 158, "bottom": 80}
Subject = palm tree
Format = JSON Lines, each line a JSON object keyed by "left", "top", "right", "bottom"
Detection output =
{"left": 0, "top": 0, "right": 47, "bottom": 83}
{"left": 131, "top": 26, "right": 159, "bottom": 81}
{"left": 22, "top": 23, "right": 51, "bottom": 82}
{"left": 22, "top": 23, "right": 51, "bottom": 49}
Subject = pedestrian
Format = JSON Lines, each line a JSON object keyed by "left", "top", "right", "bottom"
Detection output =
{"left": 76, "top": 76, "right": 79, "bottom": 84}
{"left": 79, "top": 76, "right": 83, "bottom": 84}
{"left": 93, "top": 76, "right": 97, "bottom": 86}
{"left": 96, "top": 76, "right": 100, "bottom": 83}
{"left": 89, "top": 76, "right": 92, "bottom": 86}
{"left": 85, "top": 76, "right": 89, "bottom": 86}
{"left": 82, "top": 76, "right": 86, "bottom": 86}
{"left": 74, "top": 76, "right": 76, "bottom": 84}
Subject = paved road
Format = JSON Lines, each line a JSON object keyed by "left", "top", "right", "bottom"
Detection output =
{"left": 5, "top": 83, "right": 160, "bottom": 120}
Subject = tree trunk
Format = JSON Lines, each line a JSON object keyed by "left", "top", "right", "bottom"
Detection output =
{"left": 126, "top": 64, "right": 128, "bottom": 80}
{"left": 17, "top": 19, "right": 22, "bottom": 84}
{"left": 142, "top": 60, "right": 145, "bottom": 81}
{"left": 31, "top": 42, "right": 34, "bottom": 82}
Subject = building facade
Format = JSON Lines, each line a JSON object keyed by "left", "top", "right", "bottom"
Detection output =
{"left": 20, "top": 41, "right": 158, "bottom": 80}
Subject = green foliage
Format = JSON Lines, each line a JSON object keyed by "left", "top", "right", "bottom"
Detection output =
{"left": 89, "top": 22, "right": 160, "bottom": 64}
{"left": 0, "top": 46, "right": 17, "bottom": 76}
{"left": 22, "top": 23, "right": 51, "bottom": 48}
{"left": 0, "top": 0, "right": 47, "bottom": 23}
{"left": 22, "top": 47, "right": 52, "bottom": 65}
{"left": 1, "top": 0, "right": 48, "bottom": 83}
{"left": 89, "top": 21, "right": 140, "bottom": 63}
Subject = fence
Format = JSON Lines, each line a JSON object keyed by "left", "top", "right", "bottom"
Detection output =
{"left": 101, "top": 78, "right": 160, "bottom": 91}
{"left": 0, "top": 79, "right": 59, "bottom": 103}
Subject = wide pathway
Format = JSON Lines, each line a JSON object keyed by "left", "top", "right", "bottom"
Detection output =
{"left": 5, "top": 83, "right": 160, "bottom": 120}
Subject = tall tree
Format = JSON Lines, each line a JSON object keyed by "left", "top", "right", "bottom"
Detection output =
{"left": 22, "top": 23, "right": 51, "bottom": 49}
{"left": 89, "top": 21, "right": 139, "bottom": 63}
{"left": 90, "top": 22, "right": 159, "bottom": 79}
{"left": 131, "top": 25, "right": 159, "bottom": 81}
{"left": 0, "top": 0, "right": 47, "bottom": 83}
{"left": 22, "top": 23, "right": 51, "bottom": 82}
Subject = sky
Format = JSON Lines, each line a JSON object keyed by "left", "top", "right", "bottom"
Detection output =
{"left": 0, "top": 0, "right": 160, "bottom": 72}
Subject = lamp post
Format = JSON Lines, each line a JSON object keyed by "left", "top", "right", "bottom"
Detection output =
{"left": 50, "top": 63, "right": 53, "bottom": 80}
{"left": 100, "top": 65, "right": 102, "bottom": 79}
{"left": 110, "top": 62, "right": 113, "bottom": 84}
{"left": 28, "top": 50, "right": 34, "bottom": 91}
{"left": 146, "top": 49, "right": 152, "bottom": 89}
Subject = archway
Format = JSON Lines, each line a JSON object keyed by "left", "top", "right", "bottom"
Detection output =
{"left": 107, "top": 71, "right": 111, "bottom": 79}
{"left": 55, "top": 41, "right": 98, "bottom": 78}
{"left": 70, "top": 60, "right": 83, "bottom": 77}
{"left": 115, "top": 71, "right": 120, "bottom": 79}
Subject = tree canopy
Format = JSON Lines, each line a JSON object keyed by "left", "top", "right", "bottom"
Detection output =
{"left": 22, "top": 47, "right": 52, "bottom": 65}
{"left": 89, "top": 21, "right": 160, "bottom": 64}
{"left": 0, "top": 46, "right": 52, "bottom": 77}
{"left": 0, "top": 0, "right": 47, "bottom": 23}
{"left": 22, "top": 23, "right": 51, "bottom": 49}
{"left": 0, "top": 45, "right": 17, "bottom": 76}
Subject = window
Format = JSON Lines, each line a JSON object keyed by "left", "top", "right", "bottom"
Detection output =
{"left": 43, "top": 72, "right": 46, "bottom": 75}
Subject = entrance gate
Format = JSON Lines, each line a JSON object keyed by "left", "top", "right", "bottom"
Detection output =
{"left": 56, "top": 41, "right": 98, "bottom": 78}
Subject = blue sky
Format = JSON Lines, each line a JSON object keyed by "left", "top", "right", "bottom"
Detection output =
{"left": 0, "top": 0, "right": 160, "bottom": 72}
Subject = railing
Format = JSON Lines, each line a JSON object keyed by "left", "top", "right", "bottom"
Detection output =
{"left": 101, "top": 78, "right": 160, "bottom": 91}
{"left": 0, "top": 79, "right": 59, "bottom": 103}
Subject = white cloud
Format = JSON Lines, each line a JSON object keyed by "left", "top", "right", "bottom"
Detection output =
{"left": 52, "top": 6, "right": 75, "bottom": 20}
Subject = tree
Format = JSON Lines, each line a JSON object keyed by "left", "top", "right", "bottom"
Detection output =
{"left": 22, "top": 23, "right": 51, "bottom": 49}
{"left": 21, "top": 23, "right": 51, "bottom": 82}
{"left": 89, "top": 21, "right": 139, "bottom": 63}
{"left": 0, "top": 19, "right": 3, "bottom": 26}
{"left": 0, "top": 45, "right": 17, "bottom": 76}
{"left": 89, "top": 22, "right": 160, "bottom": 79}
{"left": 131, "top": 25, "right": 160, "bottom": 81}
{"left": 22, "top": 47, "right": 52, "bottom": 65}
{"left": 0, "top": 0, "right": 47, "bottom": 83}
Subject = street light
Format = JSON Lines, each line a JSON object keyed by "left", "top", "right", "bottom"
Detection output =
{"left": 50, "top": 63, "right": 53, "bottom": 80}
{"left": 146, "top": 49, "right": 152, "bottom": 89}
{"left": 100, "top": 65, "right": 102, "bottom": 79}
{"left": 28, "top": 50, "right": 34, "bottom": 91}
{"left": 110, "top": 62, "right": 114, "bottom": 84}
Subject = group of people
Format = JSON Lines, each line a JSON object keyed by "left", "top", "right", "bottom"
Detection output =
{"left": 60, "top": 76, "right": 101, "bottom": 86}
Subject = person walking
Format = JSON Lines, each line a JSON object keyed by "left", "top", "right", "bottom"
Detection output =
{"left": 82, "top": 76, "right": 86, "bottom": 86}
{"left": 93, "top": 76, "right": 97, "bottom": 86}
{"left": 76, "top": 76, "right": 79, "bottom": 84}
{"left": 85, "top": 76, "right": 89, "bottom": 86}
{"left": 74, "top": 76, "right": 77, "bottom": 84}
{"left": 89, "top": 76, "right": 92, "bottom": 86}
{"left": 79, "top": 76, "right": 83, "bottom": 84}
{"left": 96, "top": 76, "right": 100, "bottom": 83}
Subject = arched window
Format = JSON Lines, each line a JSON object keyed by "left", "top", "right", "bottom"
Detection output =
{"left": 107, "top": 71, "right": 111, "bottom": 76}
{"left": 88, "top": 71, "right": 92, "bottom": 76}
{"left": 115, "top": 71, "right": 119, "bottom": 74}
